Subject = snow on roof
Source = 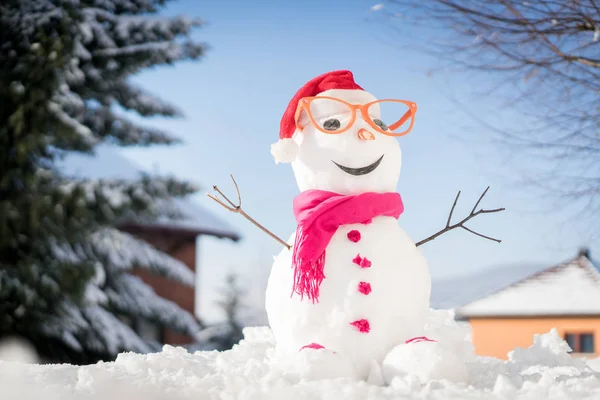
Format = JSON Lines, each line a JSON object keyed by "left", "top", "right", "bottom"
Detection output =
{"left": 431, "top": 262, "right": 548, "bottom": 310}
{"left": 456, "top": 251, "right": 600, "bottom": 318}
{"left": 138, "top": 196, "right": 241, "bottom": 240}
{"left": 56, "top": 145, "right": 240, "bottom": 241}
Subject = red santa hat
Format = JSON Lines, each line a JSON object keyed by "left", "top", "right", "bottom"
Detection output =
{"left": 271, "top": 70, "right": 375, "bottom": 163}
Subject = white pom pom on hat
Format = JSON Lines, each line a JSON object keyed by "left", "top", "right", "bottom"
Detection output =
{"left": 272, "top": 69, "right": 368, "bottom": 164}
{"left": 270, "top": 137, "right": 298, "bottom": 164}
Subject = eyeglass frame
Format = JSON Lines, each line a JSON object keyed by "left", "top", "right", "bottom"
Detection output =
{"left": 294, "top": 96, "right": 418, "bottom": 137}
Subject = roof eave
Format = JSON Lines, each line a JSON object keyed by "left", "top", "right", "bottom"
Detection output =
{"left": 119, "top": 221, "right": 242, "bottom": 242}
{"left": 456, "top": 312, "right": 600, "bottom": 320}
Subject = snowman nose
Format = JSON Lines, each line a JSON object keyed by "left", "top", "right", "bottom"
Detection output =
{"left": 357, "top": 128, "right": 376, "bottom": 141}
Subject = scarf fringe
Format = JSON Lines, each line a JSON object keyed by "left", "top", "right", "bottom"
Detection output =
{"left": 291, "top": 225, "right": 326, "bottom": 303}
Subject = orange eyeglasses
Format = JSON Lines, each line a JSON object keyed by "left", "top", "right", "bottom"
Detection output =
{"left": 294, "top": 96, "right": 417, "bottom": 137}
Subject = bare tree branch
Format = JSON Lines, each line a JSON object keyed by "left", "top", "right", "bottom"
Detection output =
{"left": 415, "top": 186, "right": 505, "bottom": 247}
{"left": 207, "top": 175, "right": 292, "bottom": 251}
{"left": 376, "top": 0, "right": 600, "bottom": 224}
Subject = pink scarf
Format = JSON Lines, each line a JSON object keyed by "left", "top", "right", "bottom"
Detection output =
{"left": 291, "top": 190, "right": 404, "bottom": 302}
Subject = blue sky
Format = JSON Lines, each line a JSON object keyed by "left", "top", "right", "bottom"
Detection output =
{"left": 118, "top": 0, "right": 598, "bottom": 323}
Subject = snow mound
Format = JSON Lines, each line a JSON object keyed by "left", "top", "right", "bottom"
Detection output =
{"left": 1, "top": 311, "right": 600, "bottom": 400}
{"left": 0, "top": 337, "right": 38, "bottom": 364}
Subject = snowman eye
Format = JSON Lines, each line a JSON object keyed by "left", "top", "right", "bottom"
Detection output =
{"left": 373, "top": 119, "right": 388, "bottom": 131}
{"left": 322, "top": 118, "right": 341, "bottom": 131}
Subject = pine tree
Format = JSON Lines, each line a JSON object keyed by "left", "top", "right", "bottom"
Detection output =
{"left": 0, "top": 0, "right": 207, "bottom": 363}
{"left": 214, "top": 274, "right": 245, "bottom": 350}
{"left": 191, "top": 274, "right": 246, "bottom": 351}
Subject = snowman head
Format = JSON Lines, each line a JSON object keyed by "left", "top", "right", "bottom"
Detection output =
{"left": 271, "top": 70, "right": 417, "bottom": 195}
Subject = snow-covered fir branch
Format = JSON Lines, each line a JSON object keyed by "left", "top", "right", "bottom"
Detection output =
{"left": 107, "top": 274, "right": 202, "bottom": 340}
{"left": 83, "top": 107, "right": 181, "bottom": 145}
{"left": 89, "top": 228, "right": 195, "bottom": 286}
{"left": 0, "top": 0, "right": 207, "bottom": 363}
{"left": 49, "top": 226, "right": 201, "bottom": 354}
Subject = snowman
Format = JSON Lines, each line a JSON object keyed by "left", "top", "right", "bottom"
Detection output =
{"left": 209, "top": 70, "right": 502, "bottom": 383}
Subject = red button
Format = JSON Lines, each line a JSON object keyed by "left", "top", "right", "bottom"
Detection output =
{"left": 405, "top": 337, "right": 436, "bottom": 344}
{"left": 299, "top": 343, "right": 325, "bottom": 351}
{"left": 347, "top": 230, "right": 361, "bottom": 242}
{"left": 358, "top": 282, "right": 372, "bottom": 295}
{"left": 352, "top": 254, "right": 371, "bottom": 268}
{"left": 350, "top": 319, "right": 370, "bottom": 333}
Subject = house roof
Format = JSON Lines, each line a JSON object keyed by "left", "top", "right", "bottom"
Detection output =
{"left": 56, "top": 145, "right": 240, "bottom": 241}
{"left": 455, "top": 249, "right": 600, "bottom": 319}
{"left": 430, "top": 262, "right": 548, "bottom": 310}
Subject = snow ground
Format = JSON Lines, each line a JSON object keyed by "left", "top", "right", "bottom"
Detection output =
{"left": 1, "top": 310, "right": 600, "bottom": 400}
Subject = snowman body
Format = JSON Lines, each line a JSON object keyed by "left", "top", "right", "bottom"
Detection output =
{"left": 265, "top": 217, "right": 430, "bottom": 377}
{"left": 266, "top": 73, "right": 432, "bottom": 378}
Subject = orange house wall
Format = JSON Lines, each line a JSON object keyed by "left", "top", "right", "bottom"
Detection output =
{"left": 469, "top": 317, "right": 600, "bottom": 359}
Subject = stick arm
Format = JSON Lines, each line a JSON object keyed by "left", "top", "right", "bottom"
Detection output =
{"left": 415, "top": 186, "right": 505, "bottom": 247}
{"left": 207, "top": 175, "right": 292, "bottom": 251}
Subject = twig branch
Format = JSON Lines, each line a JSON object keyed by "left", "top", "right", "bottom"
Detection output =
{"left": 415, "top": 186, "right": 505, "bottom": 247}
{"left": 207, "top": 175, "right": 292, "bottom": 251}
{"left": 447, "top": 190, "right": 461, "bottom": 227}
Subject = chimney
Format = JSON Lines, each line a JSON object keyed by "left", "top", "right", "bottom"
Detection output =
{"left": 578, "top": 247, "right": 590, "bottom": 259}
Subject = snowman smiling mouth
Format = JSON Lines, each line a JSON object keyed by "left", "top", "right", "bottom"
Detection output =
{"left": 332, "top": 154, "right": 384, "bottom": 176}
